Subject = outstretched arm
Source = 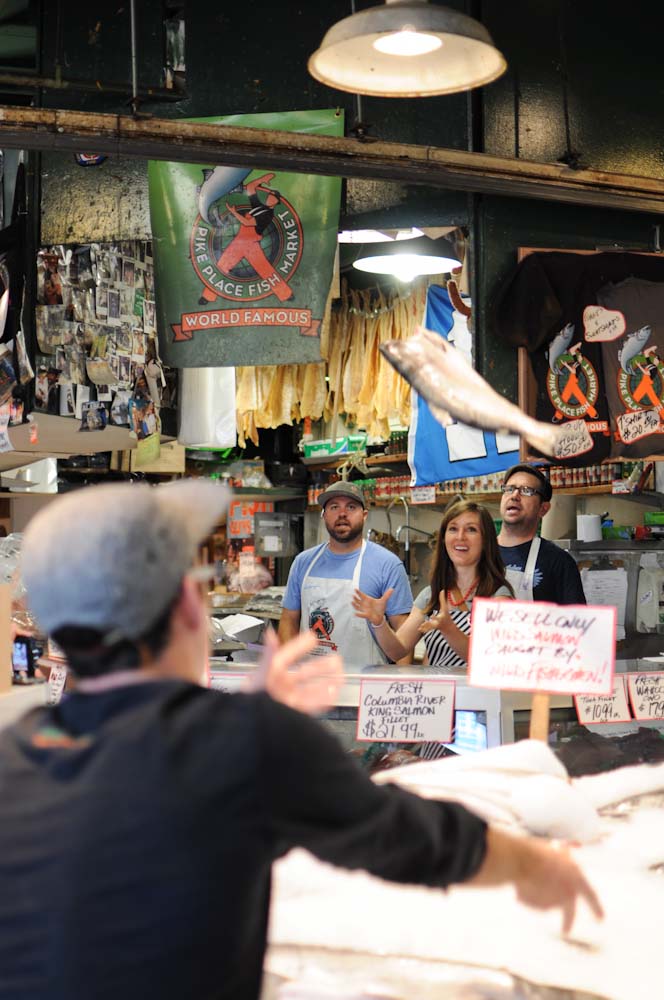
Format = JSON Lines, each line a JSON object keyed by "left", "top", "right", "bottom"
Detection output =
{"left": 469, "top": 826, "right": 604, "bottom": 935}
{"left": 353, "top": 588, "right": 424, "bottom": 661}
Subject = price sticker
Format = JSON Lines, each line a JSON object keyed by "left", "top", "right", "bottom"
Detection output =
{"left": 575, "top": 676, "right": 631, "bottom": 725}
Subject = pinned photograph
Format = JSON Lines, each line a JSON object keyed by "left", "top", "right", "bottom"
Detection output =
{"left": 39, "top": 253, "right": 64, "bottom": 306}
{"left": 120, "top": 287, "right": 134, "bottom": 320}
{"left": 9, "top": 398, "right": 24, "bottom": 426}
{"left": 114, "top": 323, "right": 133, "bottom": 354}
{"left": 128, "top": 396, "right": 159, "bottom": 441}
{"left": 110, "top": 389, "right": 130, "bottom": 426}
{"left": 95, "top": 283, "right": 109, "bottom": 318}
{"left": 80, "top": 400, "right": 108, "bottom": 432}
{"left": 132, "top": 331, "right": 146, "bottom": 361}
{"left": 59, "top": 382, "right": 76, "bottom": 417}
{"left": 107, "top": 288, "right": 121, "bottom": 326}
{"left": 96, "top": 384, "right": 113, "bottom": 402}
{"left": 144, "top": 268, "right": 155, "bottom": 298}
{"left": 74, "top": 384, "right": 90, "bottom": 420}
{"left": 35, "top": 368, "right": 49, "bottom": 409}
{"left": 117, "top": 354, "right": 132, "bottom": 385}
{"left": 143, "top": 299, "right": 156, "bottom": 334}
{"left": 122, "top": 258, "right": 136, "bottom": 287}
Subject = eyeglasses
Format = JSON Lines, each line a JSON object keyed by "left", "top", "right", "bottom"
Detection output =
{"left": 501, "top": 484, "right": 544, "bottom": 498}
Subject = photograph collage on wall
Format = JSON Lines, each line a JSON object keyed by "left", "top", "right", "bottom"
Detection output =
{"left": 34, "top": 240, "right": 172, "bottom": 443}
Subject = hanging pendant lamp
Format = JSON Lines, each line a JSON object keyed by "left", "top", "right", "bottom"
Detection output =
{"left": 308, "top": 0, "right": 507, "bottom": 98}
{"left": 352, "top": 233, "right": 461, "bottom": 283}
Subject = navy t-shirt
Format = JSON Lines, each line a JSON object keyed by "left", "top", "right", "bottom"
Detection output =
{"left": 0, "top": 681, "right": 487, "bottom": 1000}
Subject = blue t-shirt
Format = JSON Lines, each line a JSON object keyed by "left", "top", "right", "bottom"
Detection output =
{"left": 283, "top": 540, "right": 413, "bottom": 618}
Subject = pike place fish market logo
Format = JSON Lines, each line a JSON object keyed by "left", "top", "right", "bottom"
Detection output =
{"left": 309, "top": 606, "right": 334, "bottom": 644}
{"left": 191, "top": 171, "right": 303, "bottom": 305}
{"left": 618, "top": 355, "right": 664, "bottom": 411}
{"left": 546, "top": 349, "right": 599, "bottom": 421}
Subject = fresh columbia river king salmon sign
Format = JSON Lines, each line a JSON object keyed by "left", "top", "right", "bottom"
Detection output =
{"left": 468, "top": 598, "right": 615, "bottom": 695}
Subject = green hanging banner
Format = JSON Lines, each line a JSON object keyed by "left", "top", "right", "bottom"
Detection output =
{"left": 148, "top": 109, "right": 343, "bottom": 367}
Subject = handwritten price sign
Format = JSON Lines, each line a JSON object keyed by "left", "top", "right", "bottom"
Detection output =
{"left": 617, "top": 408, "right": 662, "bottom": 445}
{"left": 469, "top": 599, "right": 616, "bottom": 695}
{"left": 356, "top": 678, "right": 455, "bottom": 743}
{"left": 627, "top": 673, "right": 664, "bottom": 721}
{"left": 575, "top": 677, "right": 631, "bottom": 725}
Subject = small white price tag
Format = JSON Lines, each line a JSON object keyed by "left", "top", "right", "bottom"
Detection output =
{"left": 410, "top": 485, "right": 435, "bottom": 504}
{"left": 575, "top": 677, "right": 631, "bottom": 725}
{"left": 47, "top": 664, "right": 68, "bottom": 705}
{"left": 356, "top": 677, "right": 455, "bottom": 743}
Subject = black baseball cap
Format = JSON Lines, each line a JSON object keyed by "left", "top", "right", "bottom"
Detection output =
{"left": 318, "top": 481, "right": 366, "bottom": 509}
{"left": 502, "top": 464, "right": 553, "bottom": 502}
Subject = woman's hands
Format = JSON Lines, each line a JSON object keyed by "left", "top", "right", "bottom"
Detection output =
{"left": 352, "top": 587, "right": 393, "bottom": 627}
{"left": 418, "top": 589, "right": 453, "bottom": 636}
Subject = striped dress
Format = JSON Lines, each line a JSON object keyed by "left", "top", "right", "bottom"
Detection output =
{"left": 414, "top": 584, "right": 510, "bottom": 758}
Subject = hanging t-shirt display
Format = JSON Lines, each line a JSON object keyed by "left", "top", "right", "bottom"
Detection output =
{"left": 493, "top": 251, "right": 664, "bottom": 465}
{"left": 595, "top": 277, "right": 664, "bottom": 458}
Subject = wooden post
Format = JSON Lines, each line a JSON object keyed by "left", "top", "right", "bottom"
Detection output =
{"left": 0, "top": 583, "right": 12, "bottom": 694}
{"left": 529, "top": 692, "right": 551, "bottom": 742}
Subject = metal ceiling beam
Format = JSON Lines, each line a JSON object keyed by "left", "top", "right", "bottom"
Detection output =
{"left": 1, "top": 104, "right": 664, "bottom": 214}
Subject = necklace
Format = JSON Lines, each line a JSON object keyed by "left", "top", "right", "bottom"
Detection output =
{"left": 446, "top": 579, "right": 479, "bottom": 608}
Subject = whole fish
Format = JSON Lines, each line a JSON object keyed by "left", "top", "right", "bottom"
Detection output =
{"left": 197, "top": 166, "right": 250, "bottom": 224}
{"left": 618, "top": 325, "right": 651, "bottom": 375}
{"left": 380, "top": 326, "right": 566, "bottom": 458}
{"left": 547, "top": 322, "right": 575, "bottom": 374}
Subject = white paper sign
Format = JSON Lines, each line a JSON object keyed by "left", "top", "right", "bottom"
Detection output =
{"left": 583, "top": 305, "right": 626, "bottom": 342}
{"left": 553, "top": 419, "right": 594, "bottom": 459}
{"left": 627, "top": 672, "right": 664, "bottom": 720}
{"left": 356, "top": 678, "right": 455, "bottom": 743}
{"left": 410, "top": 485, "right": 436, "bottom": 504}
{"left": 469, "top": 599, "right": 615, "bottom": 695}
{"left": 575, "top": 677, "right": 631, "bottom": 725}
{"left": 46, "top": 663, "right": 68, "bottom": 705}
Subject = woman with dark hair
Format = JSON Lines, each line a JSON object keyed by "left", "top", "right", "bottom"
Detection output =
{"left": 352, "top": 499, "right": 513, "bottom": 669}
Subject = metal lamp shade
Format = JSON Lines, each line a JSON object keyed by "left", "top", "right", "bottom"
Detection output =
{"left": 352, "top": 233, "right": 461, "bottom": 280}
{"left": 308, "top": 1, "right": 507, "bottom": 97}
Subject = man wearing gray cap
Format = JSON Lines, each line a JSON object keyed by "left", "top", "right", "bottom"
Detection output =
{"left": 0, "top": 479, "right": 602, "bottom": 999}
{"left": 279, "top": 480, "right": 413, "bottom": 664}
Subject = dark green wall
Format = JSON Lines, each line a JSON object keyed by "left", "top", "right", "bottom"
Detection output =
{"left": 29, "top": 0, "right": 664, "bottom": 397}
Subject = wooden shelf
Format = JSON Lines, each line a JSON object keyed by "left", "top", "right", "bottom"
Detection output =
{"left": 365, "top": 452, "right": 409, "bottom": 465}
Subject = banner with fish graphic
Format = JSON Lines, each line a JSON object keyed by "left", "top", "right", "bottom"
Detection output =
{"left": 595, "top": 279, "right": 664, "bottom": 458}
{"left": 148, "top": 110, "right": 343, "bottom": 367}
{"left": 408, "top": 285, "right": 520, "bottom": 487}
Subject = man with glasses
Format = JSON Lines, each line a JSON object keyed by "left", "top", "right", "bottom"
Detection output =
{"left": 497, "top": 463, "right": 586, "bottom": 604}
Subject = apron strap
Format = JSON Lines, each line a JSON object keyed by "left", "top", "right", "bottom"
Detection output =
{"left": 522, "top": 535, "right": 541, "bottom": 595}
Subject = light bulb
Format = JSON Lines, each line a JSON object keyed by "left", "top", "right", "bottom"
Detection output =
{"left": 373, "top": 29, "right": 443, "bottom": 57}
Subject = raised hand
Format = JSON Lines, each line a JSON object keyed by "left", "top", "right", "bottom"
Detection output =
{"left": 244, "top": 627, "right": 344, "bottom": 715}
{"left": 352, "top": 587, "right": 393, "bottom": 627}
{"left": 418, "top": 589, "right": 452, "bottom": 635}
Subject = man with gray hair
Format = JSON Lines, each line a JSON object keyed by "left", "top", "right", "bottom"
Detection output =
{"left": 0, "top": 480, "right": 602, "bottom": 999}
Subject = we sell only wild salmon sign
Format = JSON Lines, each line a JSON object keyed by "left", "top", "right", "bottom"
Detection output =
{"left": 148, "top": 110, "right": 343, "bottom": 367}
